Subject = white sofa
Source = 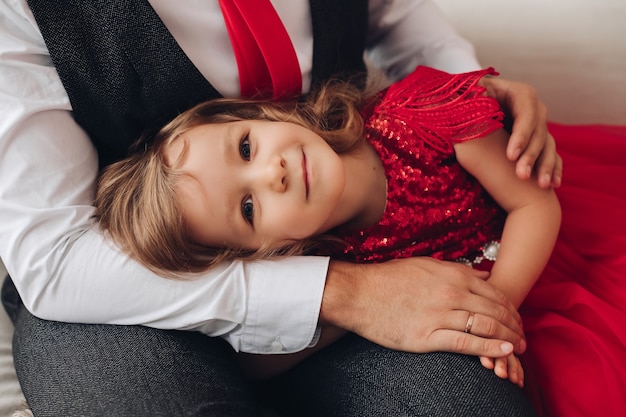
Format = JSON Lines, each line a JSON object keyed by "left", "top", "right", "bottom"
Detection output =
{"left": 1, "top": 1, "right": 624, "bottom": 415}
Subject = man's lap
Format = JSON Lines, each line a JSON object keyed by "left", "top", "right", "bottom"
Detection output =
{"left": 2, "top": 277, "right": 536, "bottom": 417}
{"left": 3, "top": 277, "right": 259, "bottom": 417}
{"left": 262, "top": 333, "right": 536, "bottom": 417}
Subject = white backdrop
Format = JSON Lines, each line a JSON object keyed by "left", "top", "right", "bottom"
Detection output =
{"left": 433, "top": 0, "right": 626, "bottom": 124}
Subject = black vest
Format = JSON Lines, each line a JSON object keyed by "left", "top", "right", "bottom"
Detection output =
{"left": 26, "top": 0, "right": 368, "bottom": 167}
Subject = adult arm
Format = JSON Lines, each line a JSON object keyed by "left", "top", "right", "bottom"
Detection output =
{"left": 238, "top": 258, "right": 527, "bottom": 379}
{"left": 368, "top": 0, "right": 562, "bottom": 188}
{"left": 0, "top": 0, "right": 325, "bottom": 354}
{"left": 0, "top": 0, "right": 523, "bottom": 358}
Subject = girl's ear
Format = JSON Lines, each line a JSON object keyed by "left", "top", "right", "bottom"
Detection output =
{"left": 163, "top": 137, "right": 187, "bottom": 167}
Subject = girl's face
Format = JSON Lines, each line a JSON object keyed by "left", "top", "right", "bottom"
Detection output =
{"left": 166, "top": 120, "right": 347, "bottom": 250}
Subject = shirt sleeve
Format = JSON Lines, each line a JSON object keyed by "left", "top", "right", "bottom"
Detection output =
{"left": 367, "top": 0, "right": 481, "bottom": 80}
{"left": 0, "top": 0, "right": 328, "bottom": 354}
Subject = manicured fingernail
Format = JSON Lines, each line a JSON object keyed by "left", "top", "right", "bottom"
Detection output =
{"left": 541, "top": 174, "right": 551, "bottom": 188}
{"left": 501, "top": 342, "right": 514, "bottom": 354}
{"left": 510, "top": 147, "right": 521, "bottom": 160}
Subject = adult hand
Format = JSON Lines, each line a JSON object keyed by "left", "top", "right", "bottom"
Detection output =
{"left": 480, "top": 76, "right": 563, "bottom": 189}
{"left": 321, "top": 257, "right": 526, "bottom": 358}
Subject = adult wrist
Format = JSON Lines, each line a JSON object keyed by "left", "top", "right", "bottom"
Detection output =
{"left": 319, "top": 260, "right": 366, "bottom": 331}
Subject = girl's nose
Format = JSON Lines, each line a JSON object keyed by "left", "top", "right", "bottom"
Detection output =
{"left": 261, "top": 155, "right": 287, "bottom": 192}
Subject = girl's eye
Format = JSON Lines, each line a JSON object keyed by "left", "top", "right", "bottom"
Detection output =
{"left": 241, "top": 196, "right": 254, "bottom": 224}
{"left": 240, "top": 135, "right": 251, "bottom": 161}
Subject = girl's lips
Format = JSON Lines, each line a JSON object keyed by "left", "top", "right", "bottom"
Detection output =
{"left": 302, "top": 150, "right": 309, "bottom": 199}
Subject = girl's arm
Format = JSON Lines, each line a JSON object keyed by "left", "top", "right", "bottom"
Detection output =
{"left": 454, "top": 128, "right": 561, "bottom": 308}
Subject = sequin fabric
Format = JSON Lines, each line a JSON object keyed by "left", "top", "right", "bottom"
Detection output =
{"left": 335, "top": 67, "right": 507, "bottom": 265}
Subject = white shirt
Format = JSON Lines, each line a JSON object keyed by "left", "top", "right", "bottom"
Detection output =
{"left": 0, "top": 0, "right": 479, "bottom": 354}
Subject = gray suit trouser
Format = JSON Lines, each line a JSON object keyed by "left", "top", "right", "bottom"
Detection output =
{"left": 2, "top": 276, "right": 536, "bottom": 417}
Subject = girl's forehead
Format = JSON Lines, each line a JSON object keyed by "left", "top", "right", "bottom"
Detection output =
{"left": 163, "top": 122, "right": 232, "bottom": 169}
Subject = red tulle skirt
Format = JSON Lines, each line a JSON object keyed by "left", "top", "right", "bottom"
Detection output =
{"left": 520, "top": 123, "right": 626, "bottom": 417}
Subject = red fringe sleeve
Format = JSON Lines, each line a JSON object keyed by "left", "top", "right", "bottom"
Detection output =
{"left": 375, "top": 66, "right": 505, "bottom": 154}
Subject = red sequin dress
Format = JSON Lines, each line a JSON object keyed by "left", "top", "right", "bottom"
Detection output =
{"left": 333, "top": 66, "right": 626, "bottom": 417}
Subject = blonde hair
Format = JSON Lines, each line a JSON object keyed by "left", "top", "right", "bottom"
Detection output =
{"left": 95, "top": 79, "right": 367, "bottom": 278}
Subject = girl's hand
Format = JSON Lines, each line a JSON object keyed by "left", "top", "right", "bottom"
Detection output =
{"left": 480, "top": 354, "right": 524, "bottom": 388}
{"left": 479, "top": 76, "right": 562, "bottom": 189}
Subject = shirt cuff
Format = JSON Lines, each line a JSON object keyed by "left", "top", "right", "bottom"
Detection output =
{"left": 225, "top": 256, "right": 330, "bottom": 354}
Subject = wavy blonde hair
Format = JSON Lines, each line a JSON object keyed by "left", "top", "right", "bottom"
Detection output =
{"left": 95, "top": 78, "right": 368, "bottom": 278}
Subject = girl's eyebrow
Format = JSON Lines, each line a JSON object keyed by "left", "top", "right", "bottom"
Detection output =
{"left": 223, "top": 123, "right": 248, "bottom": 164}
{"left": 223, "top": 124, "right": 235, "bottom": 162}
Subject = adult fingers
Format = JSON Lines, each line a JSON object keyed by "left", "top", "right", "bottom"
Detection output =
{"left": 485, "top": 76, "right": 561, "bottom": 188}
{"left": 421, "top": 261, "right": 526, "bottom": 349}
{"left": 419, "top": 259, "right": 522, "bottom": 328}
{"left": 427, "top": 329, "right": 515, "bottom": 358}
{"left": 445, "top": 310, "right": 525, "bottom": 353}
{"left": 510, "top": 99, "right": 547, "bottom": 180}
{"left": 465, "top": 275, "right": 524, "bottom": 333}
{"left": 538, "top": 136, "right": 563, "bottom": 189}
{"left": 479, "top": 76, "right": 541, "bottom": 165}
{"left": 529, "top": 132, "right": 559, "bottom": 189}
{"left": 506, "top": 87, "right": 562, "bottom": 188}
{"left": 552, "top": 153, "right": 563, "bottom": 188}
{"left": 506, "top": 105, "right": 540, "bottom": 166}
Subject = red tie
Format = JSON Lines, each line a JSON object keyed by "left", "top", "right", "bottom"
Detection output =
{"left": 218, "top": 0, "right": 302, "bottom": 100}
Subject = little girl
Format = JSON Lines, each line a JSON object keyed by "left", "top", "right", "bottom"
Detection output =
{"left": 96, "top": 66, "right": 626, "bottom": 417}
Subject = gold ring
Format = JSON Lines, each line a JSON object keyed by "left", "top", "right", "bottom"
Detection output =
{"left": 464, "top": 312, "right": 475, "bottom": 334}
